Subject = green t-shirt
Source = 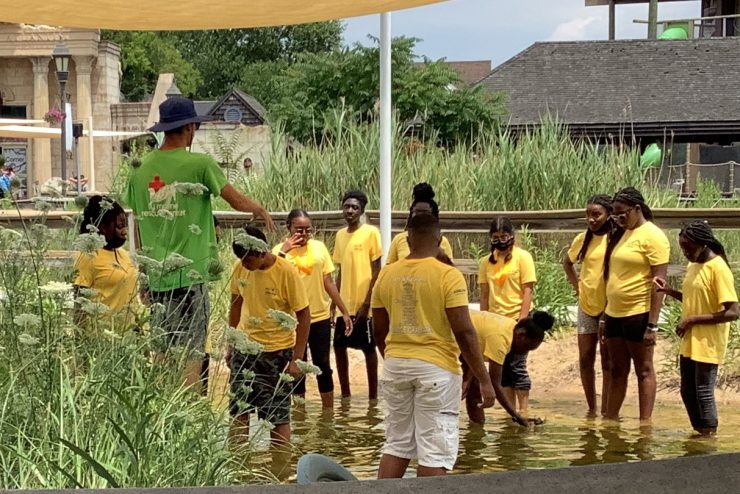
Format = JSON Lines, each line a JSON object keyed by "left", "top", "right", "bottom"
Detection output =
{"left": 124, "top": 148, "right": 228, "bottom": 292}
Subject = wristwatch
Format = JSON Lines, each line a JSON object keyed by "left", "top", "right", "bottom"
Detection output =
{"left": 647, "top": 323, "right": 659, "bottom": 332}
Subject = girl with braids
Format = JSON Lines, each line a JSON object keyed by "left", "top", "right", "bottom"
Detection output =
{"left": 654, "top": 221, "right": 739, "bottom": 435}
{"left": 73, "top": 196, "right": 139, "bottom": 328}
{"left": 386, "top": 183, "right": 453, "bottom": 264}
{"left": 478, "top": 216, "right": 537, "bottom": 413}
{"left": 273, "top": 209, "right": 353, "bottom": 410}
{"left": 603, "top": 187, "right": 669, "bottom": 421}
{"left": 563, "top": 195, "right": 614, "bottom": 416}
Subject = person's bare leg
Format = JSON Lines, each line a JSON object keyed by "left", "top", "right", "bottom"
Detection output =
{"left": 604, "top": 338, "right": 630, "bottom": 420}
{"left": 417, "top": 465, "right": 447, "bottom": 477}
{"left": 578, "top": 333, "right": 598, "bottom": 415}
{"left": 515, "top": 389, "right": 529, "bottom": 414}
{"left": 228, "top": 415, "right": 250, "bottom": 447}
{"left": 627, "top": 341, "right": 656, "bottom": 421}
{"left": 183, "top": 358, "right": 204, "bottom": 392}
{"left": 271, "top": 423, "right": 291, "bottom": 445}
{"left": 320, "top": 391, "right": 334, "bottom": 410}
{"left": 365, "top": 348, "right": 379, "bottom": 401}
{"left": 600, "top": 336, "right": 612, "bottom": 417}
{"left": 378, "top": 454, "right": 411, "bottom": 479}
{"left": 503, "top": 387, "right": 516, "bottom": 411}
{"left": 334, "top": 346, "right": 351, "bottom": 398}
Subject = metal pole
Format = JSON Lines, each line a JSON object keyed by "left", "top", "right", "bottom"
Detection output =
{"left": 379, "top": 12, "right": 392, "bottom": 260}
{"left": 59, "top": 80, "right": 67, "bottom": 196}
{"left": 609, "top": 0, "right": 616, "bottom": 40}
{"left": 648, "top": 0, "right": 659, "bottom": 39}
{"left": 74, "top": 136, "right": 81, "bottom": 194}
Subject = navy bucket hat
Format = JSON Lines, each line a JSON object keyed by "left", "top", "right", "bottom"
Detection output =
{"left": 148, "top": 96, "right": 211, "bottom": 132}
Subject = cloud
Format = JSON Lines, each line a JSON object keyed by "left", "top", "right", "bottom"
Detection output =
{"left": 547, "top": 15, "right": 602, "bottom": 41}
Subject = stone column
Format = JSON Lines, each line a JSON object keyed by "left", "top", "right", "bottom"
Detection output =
{"left": 30, "top": 57, "right": 52, "bottom": 194}
{"left": 74, "top": 56, "right": 94, "bottom": 189}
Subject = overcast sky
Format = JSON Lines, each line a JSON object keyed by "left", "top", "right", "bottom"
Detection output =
{"left": 343, "top": 0, "right": 701, "bottom": 66}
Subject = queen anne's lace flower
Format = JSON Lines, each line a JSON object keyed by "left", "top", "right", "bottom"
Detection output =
{"left": 78, "top": 298, "right": 109, "bottom": 316}
{"left": 39, "top": 281, "right": 73, "bottom": 294}
{"left": 267, "top": 309, "right": 297, "bottom": 331}
{"left": 278, "top": 373, "right": 295, "bottom": 383}
{"left": 186, "top": 269, "right": 203, "bottom": 281}
{"left": 13, "top": 314, "right": 41, "bottom": 329}
{"left": 247, "top": 316, "right": 263, "bottom": 327}
{"left": 18, "top": 333, "right": 40, "bottom": 346}
{"left": 33, "top": 198, "right": 53, "bottom": 213}
{"left": 233, "top": 232, "right": 270, "bottom": 254}
{"left": 223, "top": 326, "right": 264, "bottom": 355}
{"left": 188, "top": 224, "right": 202, "bottom": 236}
{"left": 295, "top": 359, "right": 323, "bottom": 376}
{"left": 72, "top": 233, "right": 106, "bottom": 254}
{"left": 163, "top": 253, "right": 193, "bottom": 272}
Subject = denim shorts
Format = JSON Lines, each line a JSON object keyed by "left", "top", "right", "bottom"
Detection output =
{"left": 501, "top": 352, "right": 531, "bottom": 390}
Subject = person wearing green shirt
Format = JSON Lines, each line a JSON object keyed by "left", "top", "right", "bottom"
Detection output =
{"left": 125, "top": 96, "right": 275, "bottom": 389}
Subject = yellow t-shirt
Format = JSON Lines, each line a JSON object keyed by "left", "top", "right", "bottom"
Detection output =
{"left": 605, "top": 221, "right": 670, "bottom": 318}
{"left": 230, "top": 256, "right": 310, "bottom": 352}
{"left": 74, "top": 248, "right": 139, "bottom": 314}
{"left": 478, "top": 246, "right": 537, "bottom": 320}
{"left": 385, "top": 230, "right": 454, "bottom": 264}
{"left": 371, "top": 258, "right": 469, "bottom": 374}
{"left": 333, "top": 224, "right": 382, "bottom": 315}
{"left": 469, "top": 309, "right": 516, "bottom": 365}
{"left": 680, "top": 256, "right": 738, "bottom": 364}
{"left": 272, "top": 239, "right": 334, "bottom": 323}
{"left": 567, "top": 232, "right": 608, "bottom": 317}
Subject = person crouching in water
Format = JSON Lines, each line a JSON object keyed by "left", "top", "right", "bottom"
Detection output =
{"left": 372, "top": 213, "right": 495, "bottom": 478}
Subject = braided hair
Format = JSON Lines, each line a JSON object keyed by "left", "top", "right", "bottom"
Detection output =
{"left": 680, "top": 220, "right": 727, "bottom": 263}
{"left": 576, "top": 194, "right": 614, "bottom": 263}
{"left": 515, "top": 310, "right": 555, "bottom": 342}
{"left": 603, "top": 187, "right": 652, "bottom": 280}
{"left": 79, "top": 195, "right": 125, "bottom": 235}
{"left": 488, "top": 216, "right": 515, "bottom": 264}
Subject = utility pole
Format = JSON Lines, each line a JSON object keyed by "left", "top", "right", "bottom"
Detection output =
{"left": 648, "top": 0, "right": 659, "bottom": 39}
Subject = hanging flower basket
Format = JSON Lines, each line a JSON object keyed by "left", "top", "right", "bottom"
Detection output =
{"left": 43, "top": 108, "right": 66, "bottom": 126}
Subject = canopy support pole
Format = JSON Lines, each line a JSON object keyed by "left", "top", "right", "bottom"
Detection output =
{"left": 379, "top": 12, "right": 392, "bottom": 260}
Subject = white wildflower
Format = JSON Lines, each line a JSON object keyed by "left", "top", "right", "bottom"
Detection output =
{"left": 33, "top": 198, "right": 53, "bottom": 213}
{"left": 240, "top": 369, "right": 256, "bottom": 381}
{"left": 78, "top": 287, "right": 98, "bottom": 299}
{"left": 186, "top": 269, "right": 203, "bottom": 282}
{"left": 39, "top": 281, "right": 73, "bottom": 294}
{"left": 262, "top": 420, "right": 276, "bottom": 431}
{"left": 207, "top": 258, "right": 225, "bottom": 277}
{"left": 175, "top": 182, "right": 209, "bottom": 196}
{"left": 163, "top": 253, "right": 193, "bottom": 272}
{"left": 133, "top": 255, "right": 162, "bottom": 271}
{"left": 247, "top": 316, "right": 263, "bottom": 327}
{"left": 85, "top": 223, "right": 98, "bottom": 233}
{"left": 239, "top": 385, "right": 253, "bottom": 396}
{"left": 100, "top": 197, "right": 114, "bottom": 211}
{"left": 72, "top": 233, "right": 106, "bottom": 254}
{"left": 157, "top": 208, "right": 175, "bottom": 220}
{"left": 18, "top": 333, "right": 39, "bottom": 346}
{"left": 188, "top": 224, "right": 202, "bottom": 236}
{"left": 295, "top": 359, "right": 323, "bottom": 376}
{"left": 293, "top": 395, "right": 306, "bottom": 406}
{"left": 224, "top": 326, "right": 264, "bottom": 356}
{"left": 13, "top": 314, "right": 41, "bottom": 330}
{"left": 78, "top": 298, "right": 109, "bottom": 316}
{"left": 267, "top": 309, "right": 297, "bottom": 331}
{"left": 233, "top": 231, "right": 269, "bottom": 254}
{"left": 137, "top": 272, "right": 149, "bottom": 287}
{"left": 278, "top": 372, "right": 295, "bottom": 383}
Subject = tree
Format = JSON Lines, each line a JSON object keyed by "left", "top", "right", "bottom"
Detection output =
{"left": 165, "top": 22, "right": 343, "bottom": 98}
{"left": 240, "top": 37, "right": 505, "bottom": 145}
{"left": 102, "top": 31, "right": 202, "bottom": 101}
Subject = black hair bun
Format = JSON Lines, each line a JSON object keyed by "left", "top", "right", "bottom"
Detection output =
{"left": 531, "top": 311, "right": 555, "bottom": 332}
{"left": 412, "top": 182, "right": 435, "bottom": 202}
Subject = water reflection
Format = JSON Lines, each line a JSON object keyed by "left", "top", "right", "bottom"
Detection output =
{"left": 246, "top": 397, "right": 740, "bottom": 482}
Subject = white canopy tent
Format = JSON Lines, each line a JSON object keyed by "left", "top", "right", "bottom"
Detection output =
{"left": 1, "top": 0, "right": 447, "bottom": 256}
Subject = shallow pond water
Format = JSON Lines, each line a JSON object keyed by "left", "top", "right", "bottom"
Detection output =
{"left": 246, "top": 397, "right": 740, "bottom": 482}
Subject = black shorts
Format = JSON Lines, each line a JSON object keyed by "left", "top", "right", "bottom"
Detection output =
{"left": 502, "top": 352, "right": 531, "bottom": 390}
{"left": 333, "top": 316, "right": 375, "bottom": 352}
{"left": 229, "top": 348, "right": 293, "bottom": 425}
{"left": 604, "top": 312, "right": 649, "bottom": 343}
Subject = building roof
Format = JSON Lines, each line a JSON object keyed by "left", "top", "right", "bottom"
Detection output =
{"left": 445, "top": 60, "right": 492, "bottom": 86}
{"left": 477, "top": 38, "right": 740, "bottom": 142}
{"left": 207, "top": 88, "right": 267, "bottom": 126}
{"left": 194, "top": 100, "right": 216, "bottom": 116}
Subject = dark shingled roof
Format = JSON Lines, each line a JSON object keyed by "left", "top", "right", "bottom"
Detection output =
{"left": 478, "top": 38, "right": 740, "bottom": 142}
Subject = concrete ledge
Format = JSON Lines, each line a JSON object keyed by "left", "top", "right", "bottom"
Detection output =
{"left": 9, "top": 453, "right": 739, "bottom": 494}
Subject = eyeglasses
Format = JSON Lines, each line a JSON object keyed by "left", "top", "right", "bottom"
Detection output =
{"left": 294, "top": 227, "right": 313, "bottom": 235}
{"left": 610, "top": 207, "right": 635, "bottom": 221}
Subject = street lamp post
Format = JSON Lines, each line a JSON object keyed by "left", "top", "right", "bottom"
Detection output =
{"left": 53, "top": 42, "right": 71, "bottom": 195}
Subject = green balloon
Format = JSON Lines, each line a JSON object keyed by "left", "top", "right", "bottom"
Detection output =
{"left": 641, "top": 143, "right": 662, "bottom": 168}
{"left": 659, "top": 27, "right": 689, "bottom": 40}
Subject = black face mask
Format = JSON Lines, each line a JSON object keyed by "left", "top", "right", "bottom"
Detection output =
{"left": 491, "top": 238, "right": 514, "bottom": 251}
{"left": 106, "top": 236, "right": 126, "bottom": 250}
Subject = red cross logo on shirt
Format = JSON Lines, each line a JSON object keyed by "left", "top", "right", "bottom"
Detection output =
{"left": 149, "top": 176, "right": 166, "bottom": 192}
